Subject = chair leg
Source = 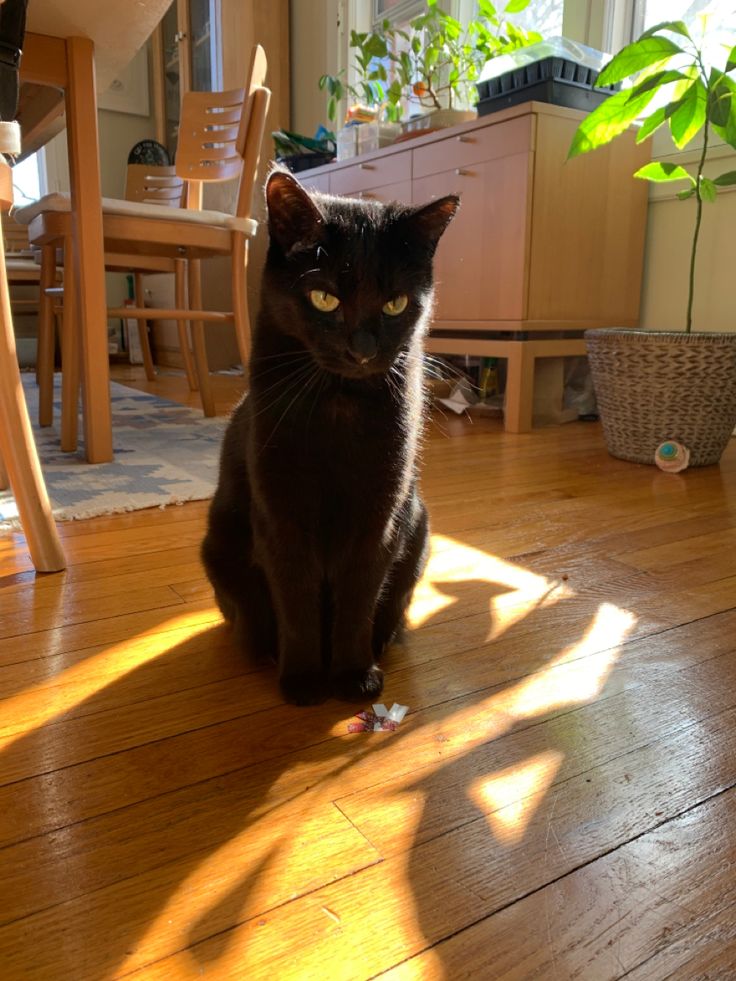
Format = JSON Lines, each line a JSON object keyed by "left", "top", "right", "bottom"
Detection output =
{"left": 133, "top": 272, "right": 156, "bottom": 382}
{"left": 0, "top": 445, "right": 8, "bottom": 490}
{"left": 175, "top": 258, "right": 198, "bottom": 391}
{"left": 37, "top": 244, "right": 57, "bottom": 427}
{"left": 231, "top": 233, "right": 252, "bottom": 373}
{"left": 0, "top": 230, "right": 65, "bottom": 572}
{"left": 188, "top": 259, "right": 215, "bottom": 417}
{"left": 60, "top": 237, "right": 81, "bottom": 453}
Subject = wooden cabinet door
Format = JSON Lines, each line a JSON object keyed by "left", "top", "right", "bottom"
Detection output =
{"left": 413, "top": 151, "right": 532, "bottom": 323}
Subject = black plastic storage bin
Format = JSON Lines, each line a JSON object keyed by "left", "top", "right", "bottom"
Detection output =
{"left": 476, "top": 57, "right": 617, "bottom": 116}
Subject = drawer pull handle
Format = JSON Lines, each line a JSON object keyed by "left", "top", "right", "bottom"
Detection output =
{"left": 360, "top": 163, "right": 375, "bottom": 170}
{"left": 457, "top": 135, "right": 473, "bottom": 143}
{"left": 455, "top": 168, "right": 471, "bottom": 176}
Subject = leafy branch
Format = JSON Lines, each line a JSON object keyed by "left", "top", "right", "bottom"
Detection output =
{"left": 569, "top": 18, "right": 736, "bottom": 333}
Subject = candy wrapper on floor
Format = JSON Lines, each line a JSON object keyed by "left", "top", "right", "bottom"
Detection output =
{"left": 348, "top": 703, "right": 408, "bottom": 733}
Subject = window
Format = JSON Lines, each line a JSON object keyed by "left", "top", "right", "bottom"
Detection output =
{"left": 498, "top": 0, "right": 564, "bottom": 37}
{"left": 373, "top": 0, "right": 424, "bottom": 26}
{"left": 11, "top": 151, "right": 44, "bottom": 207}
{"left": 633, "top": 0, "right": 735, "bottom": 35}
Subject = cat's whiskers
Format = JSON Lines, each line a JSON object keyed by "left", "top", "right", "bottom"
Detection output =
{"left": 251, "top": 353, "right": 313, "bottom": 384}
{"left": 250, "top": 361, "right": 319, "bottom": 420}
{"left": 260, "top": 364, "right": 323, "bottom": 450}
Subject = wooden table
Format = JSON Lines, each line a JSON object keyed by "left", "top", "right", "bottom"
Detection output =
{"left": 18, "top": 1, "right": 171, "bottom": 463}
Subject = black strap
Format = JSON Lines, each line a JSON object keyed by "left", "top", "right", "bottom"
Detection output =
{"left": 0, "top": 0, "right": 29, "bottom": 122}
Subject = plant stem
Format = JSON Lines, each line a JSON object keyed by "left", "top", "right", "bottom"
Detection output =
{"left": 686, "top": 115, "right": 709, "bottom": 334}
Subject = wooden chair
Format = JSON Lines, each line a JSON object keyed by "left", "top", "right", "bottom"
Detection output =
{"left": 17, "top": 44, "right": 270, "bottom": 449}
{"left": 0, "top": 122, "right": 65, "bottom": 572}
{"left": 2, "top": 212, "right": 61, "bottom": 325}
{"left": 115, "top": 164, "right": 198, "bottom": 390}
{"left": 25, "top": 164, "right": 196, "bottom": 437}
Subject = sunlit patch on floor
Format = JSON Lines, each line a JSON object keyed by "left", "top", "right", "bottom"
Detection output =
{"left": 471, "top": 750, "right": 564, "bottom": 845}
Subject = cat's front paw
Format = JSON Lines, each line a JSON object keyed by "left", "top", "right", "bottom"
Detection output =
{"left": 332, "top": 665, "right": 384, "bottom": 702}
{"left": 280, "top": 672, "right": 329, "bottom": 706}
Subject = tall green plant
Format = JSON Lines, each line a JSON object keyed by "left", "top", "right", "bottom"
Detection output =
{"left": 569, "top": 19, "right": 736, "bottom": 333}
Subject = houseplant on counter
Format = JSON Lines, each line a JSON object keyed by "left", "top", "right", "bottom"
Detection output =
{"left": 320, "top": 0, "right": 542, "bottom": 138}
{"left": 387, "top": 0, "right": 542, "bottom": 131}
{"left": 568, "top": 17, "right": 736, "bottom": 467}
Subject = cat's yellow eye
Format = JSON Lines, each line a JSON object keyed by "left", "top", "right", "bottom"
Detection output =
{"left": 382, "top": 295, "right": 408, "bottom": 317}
{"left": 309, "top": 290, "right": 341, "bottom": 313}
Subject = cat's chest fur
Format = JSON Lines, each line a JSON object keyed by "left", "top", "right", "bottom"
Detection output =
{"left": 248, "top": 378, "right": 413, "bottom": 547}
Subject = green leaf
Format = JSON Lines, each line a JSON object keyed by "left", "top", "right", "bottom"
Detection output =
{"left": 503, "top": 0, "right": 530, "bottom": 11}
{"left": 627, "top": 69, "right": 690, "bottom": 100}
{"left": 713, "top": 170, "right": 736, "bottom": 186}
{"left": 727, "top": 43, "right": 736, "bottom": 72}
{"left": 568, "top": 86, "right": 664, "bottom": 157}
{"left": 670, "top": 80, "right": 707, "bottom": 148}
{"left": 699, "top": 176, "right": 717, "bottom": 202}
{"left": 597, "top": 36, "right": 684, "bottom": 87}
{"left": 639, "top": 20, "right": 691, "bottom": 41}
{"left": 636, "top": 104, "right": 668, "bottom": 142}
{"left": 634, "top": 161, "right": 695, "bottom": 183}
{"left": 387, "top": 79, "right": 403, "bottom": 104}
{"left": 677, "top": 187, "right": 696, "bottom": 199}
{"left": 478, "top": 0, "right": 497, "bottom": 17}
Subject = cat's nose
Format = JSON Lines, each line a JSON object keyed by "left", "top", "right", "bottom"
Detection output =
{"left": 347, "top": 329, "right": 378, "bottom": 365}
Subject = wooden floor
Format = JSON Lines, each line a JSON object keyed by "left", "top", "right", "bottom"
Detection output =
{"left": 2, "top": 367, "right": 736, "bottom": 980}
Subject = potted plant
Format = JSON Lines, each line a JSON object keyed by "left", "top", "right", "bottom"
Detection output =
{"left": 320, "top": 0, "right": 542, "bottom": 138}
{"left": 568, "top": 18, "right": 736, "bottom": 467}
{"left": 388, "top": 0, "right": 542, "bottom": 131}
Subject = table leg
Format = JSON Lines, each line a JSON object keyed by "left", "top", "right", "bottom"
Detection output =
{"left": 505, "top": 342, "right": 535, "bottom": 434}
{"left": 64, "top": 36, "right": 112, "bottom": 463}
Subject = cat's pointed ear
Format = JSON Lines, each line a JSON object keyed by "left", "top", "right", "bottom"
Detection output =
{"left": 402, "top": 194, "right": 460, "bottom": 251}
{"left": 266, "top": 170, "right": 324, "bottom": 255}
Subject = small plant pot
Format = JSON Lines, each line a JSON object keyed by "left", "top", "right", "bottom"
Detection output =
{"left": 401, "top": 109, "right": 477, "bottom": 134}
{"left": 585, "top": 329, "right": 736, "bottom": 467}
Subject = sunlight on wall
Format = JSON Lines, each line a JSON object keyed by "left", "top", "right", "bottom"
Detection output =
{"left": 471, "top": 750, "right": 564, "bottom": 846}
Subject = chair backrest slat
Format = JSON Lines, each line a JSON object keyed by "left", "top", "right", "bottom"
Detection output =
{"left": 2, "top": 212, "right": 30, "bottom": 253}
{"left": 175, "top": 44, "right": 270, "bottom": 222}
{"left": 176, "top": 87, "right": 247, "bottom": 185}
{"left": 125, "top": 164, "right": 187, "bottom": 208}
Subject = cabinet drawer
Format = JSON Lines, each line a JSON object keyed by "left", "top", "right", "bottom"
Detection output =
{"left": 338, "top": 180, "right": 412, "bottom": 205}
{"left": 330, "top": 150, "right": 411, "bottom": 195}
{"left": 300, "top": 172, "right": 330, "bottom": 194}
{"left": 412, "top": 115, "right": 533, "bottom": 179}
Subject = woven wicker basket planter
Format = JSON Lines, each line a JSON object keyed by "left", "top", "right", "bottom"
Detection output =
{"left": 585, "top": 329, "right": 736, "bottom": 467}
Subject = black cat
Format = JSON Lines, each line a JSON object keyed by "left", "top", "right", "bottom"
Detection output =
{"left": 201, "top": 170, "right": 459, "bottom": 705}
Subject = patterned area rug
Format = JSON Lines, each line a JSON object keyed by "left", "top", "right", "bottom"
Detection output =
{"left": 0, "top": 375, "right": 228, "bottom": 525}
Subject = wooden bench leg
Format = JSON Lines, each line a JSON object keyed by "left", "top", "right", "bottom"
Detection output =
{"left": 504, "top": 343, "right": 535, "bottom": 434}
{"left": 0, "top": 445, "right": 8, "bottom": 490}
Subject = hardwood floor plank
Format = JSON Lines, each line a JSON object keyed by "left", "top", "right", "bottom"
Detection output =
{"left": 0, "top": 367, "right": 734, "bottom": 980}
{"left": 95, "top": 705, "right": 736, "bottom": 980}
{"left": 381, "top": 789, "right": 736, "bottom": 981}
